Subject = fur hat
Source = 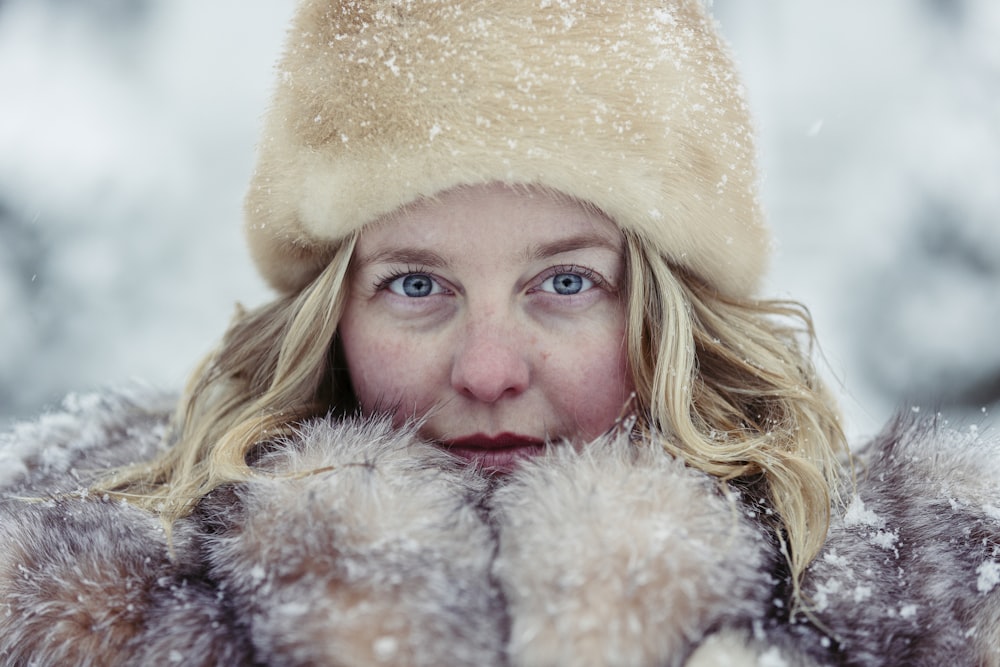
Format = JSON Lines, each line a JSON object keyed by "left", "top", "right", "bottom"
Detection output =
{"left": 246, "top": 0, "right": 768, "bottom": 298}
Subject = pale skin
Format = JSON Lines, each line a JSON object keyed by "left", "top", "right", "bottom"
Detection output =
{"left": 338, "top": 183, "right": 635, "bottom": 472}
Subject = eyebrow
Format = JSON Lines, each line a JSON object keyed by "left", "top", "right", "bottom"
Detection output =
{"left": 353, "top": 247, "right": 450, "bottom": 269}
{"left": 525, "top": 233, "right": 623, "bottom": 262}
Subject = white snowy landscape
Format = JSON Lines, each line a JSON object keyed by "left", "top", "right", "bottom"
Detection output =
{"left": 1, "top": 0, "right": 998, "bottom": 443}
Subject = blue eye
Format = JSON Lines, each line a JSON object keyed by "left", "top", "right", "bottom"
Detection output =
{"left": 541, "top": 272, "right": 593, "bottom": 295}
{"left": 387, "top": 273, "right": 441, "bottom": 297}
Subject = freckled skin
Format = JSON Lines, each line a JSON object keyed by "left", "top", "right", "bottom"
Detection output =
{"left": 338, "top": 184, "right": 634, "bottom": 447}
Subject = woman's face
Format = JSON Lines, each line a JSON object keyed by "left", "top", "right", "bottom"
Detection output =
{"left": 339, "top": 183, "right": 634, "bottom": 473}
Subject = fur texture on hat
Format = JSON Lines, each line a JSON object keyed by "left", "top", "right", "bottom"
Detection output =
{"left": 246, "top": 0, "right": 768, "bottom": 297}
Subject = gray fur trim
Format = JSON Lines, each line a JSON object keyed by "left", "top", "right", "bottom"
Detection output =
{"left": 0, "top": 385, "right": 175, "bottom": 493}
{"left": 0, "top": 497, "right": 249, "bottom": 666}
{"left": 202, "top": 417, "right": 508, "bottom": 666}
{"left": 779, "top": 415, "right": 1000, "bottom": 665}
{"left": 3, "top": 394, "right": 1000, "bottom": 665}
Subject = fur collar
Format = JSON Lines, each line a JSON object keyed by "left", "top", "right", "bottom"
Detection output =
{"left": 1, "top": 389, "right": 998, "bottom": 665}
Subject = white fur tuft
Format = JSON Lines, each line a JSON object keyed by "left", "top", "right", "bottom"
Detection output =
{"left": 492, "top": 434, "right": 772, "bottom": 666}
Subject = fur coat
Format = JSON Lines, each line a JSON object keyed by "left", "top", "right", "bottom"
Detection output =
{"left": 1, "top": 388, "right": 998, "bottom": 666}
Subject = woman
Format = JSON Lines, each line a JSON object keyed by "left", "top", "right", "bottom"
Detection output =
{"left": 2, "top": 1, "right": 998, "bottom": 665}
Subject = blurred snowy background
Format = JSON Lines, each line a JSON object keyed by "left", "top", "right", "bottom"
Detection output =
{"left": 1, "top": 0, "right": 998, "bottom": 442}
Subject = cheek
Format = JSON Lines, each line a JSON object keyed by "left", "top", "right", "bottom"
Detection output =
{"left": 339, "top": 317, "right": 442, "bottom": 418}
{"left": 544, "top": 324, "right": 634, "bottom": 440}
{"left": 340, "top": 338, "right": 395, "bottom": 411}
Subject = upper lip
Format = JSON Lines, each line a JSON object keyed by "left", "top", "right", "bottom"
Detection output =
{"left": 440, "top": 433, "right": 545, "bottom": 450}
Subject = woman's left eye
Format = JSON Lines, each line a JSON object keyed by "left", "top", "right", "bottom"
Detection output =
{"left": 539, "top": 272, "right": 594, "bottom": 295}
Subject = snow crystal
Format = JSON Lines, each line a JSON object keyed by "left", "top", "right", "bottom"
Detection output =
{"left": 383, "top": 53, "right": 399, "bottom": 76}
{"left": 843, "top": 496, "right": 884, "bottom": 529}
{"left": 976, "top": 560, "right": 1000, "bottom": 594}
{"left": 852, "top": 585, "right": 872, "bottom": 603}
{"left": 757, "top": 647, "right": 789, "bottom": 667}
{"left": 822, "top": 549, "right": 848, "bottom": 567}
{"left": 811, "top": 577, "right": 843, "bottom": 612}
{"left": 373, "top": 636, "right": 398, "bottom": 661}
{"left": 715, "top": 173, "right": 728, "bottom": 194}
{"left": 653, "top": 9, "right": 677, "bottom": 25}
{"left": 870, "top": 529, "right": 899, "bottom": 551}
{"left": 899, "top": 604, "right": 918, "bottom": 619}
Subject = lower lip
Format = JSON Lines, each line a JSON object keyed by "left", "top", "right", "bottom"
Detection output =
{"left": 443, "top": 444, "right": 545, "bottom": 474}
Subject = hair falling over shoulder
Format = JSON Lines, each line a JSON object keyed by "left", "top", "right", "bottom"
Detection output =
{"left": 622, "top": 230, "right": 848, "bottom": 592}
{"left": 98, "top": 236, "right": 358, "bottom": 522}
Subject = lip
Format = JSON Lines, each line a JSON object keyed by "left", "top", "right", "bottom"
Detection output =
{"left": 438, "top": 433, "right": 546, "bottom": 474}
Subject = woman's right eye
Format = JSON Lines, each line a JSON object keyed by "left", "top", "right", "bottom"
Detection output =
{"left": 386, "top": 273, "right": 443, "bottom": 298}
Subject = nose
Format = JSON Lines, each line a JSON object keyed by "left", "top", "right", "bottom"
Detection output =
{"left": 450, "top": 315, "right": 530, "bottom": 404}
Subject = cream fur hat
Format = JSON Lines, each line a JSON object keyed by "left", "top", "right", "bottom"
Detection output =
{"left": 246, "top": 0, "right": 768, "bottom": 298}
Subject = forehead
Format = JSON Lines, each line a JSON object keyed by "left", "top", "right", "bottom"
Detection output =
{"left": 354, "top": 184, "right": 623, "bottom": 261}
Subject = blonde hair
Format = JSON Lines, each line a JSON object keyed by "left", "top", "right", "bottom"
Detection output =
{"left": 622, "top": 231, "right": 845, "bottom": 586}
{"left": 102, "top": 235, "right": 357, "bottom": 518}
{"left": 102, "top": 227, "right": 845, "bottom": 587}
